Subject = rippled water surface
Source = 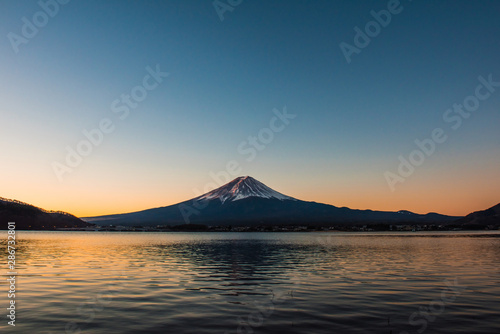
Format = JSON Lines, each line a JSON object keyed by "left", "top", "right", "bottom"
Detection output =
{"left": 1, "top": 231, "right": 499, "bottom": 333}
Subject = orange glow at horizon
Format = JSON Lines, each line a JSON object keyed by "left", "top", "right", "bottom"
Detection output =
{"left": 3, "top": 163, "right": 499, "bottom": 218}
{"left": 1, "top": 143, "right": 499, "bottom": 218}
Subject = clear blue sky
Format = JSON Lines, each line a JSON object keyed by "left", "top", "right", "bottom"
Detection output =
{"left": 1, "top": 0, "right": 499, "bottom": 216}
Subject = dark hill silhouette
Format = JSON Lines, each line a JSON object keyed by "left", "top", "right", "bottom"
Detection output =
{"left": 0, "top": 197, "right": 91, "bottom": 230}
{"left": 456, "top": 203, "right": 500, "bottom": 226}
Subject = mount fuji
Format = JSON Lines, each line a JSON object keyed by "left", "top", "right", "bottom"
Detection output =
{"left": 84, "top": 176, "right": 459, "bottom": 226}
{"left": 194, "top": 176, "right": 296, "bottom": 203}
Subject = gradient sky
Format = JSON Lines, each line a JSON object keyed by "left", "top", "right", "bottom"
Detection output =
{"left": 1, "top": 0, "right": 499, "bottom": 217}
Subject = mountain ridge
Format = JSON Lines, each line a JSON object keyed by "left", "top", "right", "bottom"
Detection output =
{"left": 455, "top": 203, "right": 500, "bottom": 226}
{"left": 84, "top": 176, "right": 461, "bottom": 226}
{"left": 0, "top": 197, "right": 91, "bottom": 230}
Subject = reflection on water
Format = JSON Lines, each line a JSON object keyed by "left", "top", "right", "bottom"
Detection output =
{"left": 1, "top": 231, "right": 499, "bottom": 333}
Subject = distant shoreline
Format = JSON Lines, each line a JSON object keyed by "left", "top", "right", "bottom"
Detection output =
{"left": 3, "top": 226, "right": 498, "bottom": 233}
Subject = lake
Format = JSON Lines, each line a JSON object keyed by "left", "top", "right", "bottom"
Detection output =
{"left": 1, "top": 231, "right": 499, "bottom": 333}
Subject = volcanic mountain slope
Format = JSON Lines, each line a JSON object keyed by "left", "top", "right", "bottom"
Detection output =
{"left": 195, "top": 176, "right": 296, "bottom": 203}
{"left": 455, "top": 203, "right": 500, "bottom": 226}
{"left": 0, "top": 197, "right": 91, "bottom": 230}
{"left": 84, "top": 176, "right": 459, "bottom": 226}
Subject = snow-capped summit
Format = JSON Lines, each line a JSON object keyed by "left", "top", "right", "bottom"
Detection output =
{"left": 195, "top": 176, "right": 297, "bottom": 203}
